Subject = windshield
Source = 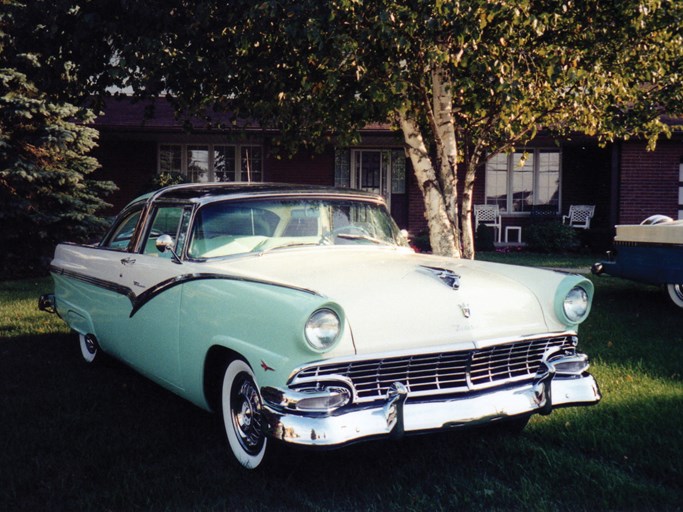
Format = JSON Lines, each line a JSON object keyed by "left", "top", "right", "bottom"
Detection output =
{"left": 187, "top": 197, "right": 404, "bottom": 259}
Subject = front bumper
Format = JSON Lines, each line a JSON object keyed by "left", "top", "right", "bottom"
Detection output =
{"left": 261, "top": 364, "right": 600, "bottom": 447}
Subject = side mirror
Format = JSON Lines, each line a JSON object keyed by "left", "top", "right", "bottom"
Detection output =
{"left": 155, "top": 234, "right": 175, "bottom": 253}
{"left": 155, "top": 234, "right": 182, "bottom": 264}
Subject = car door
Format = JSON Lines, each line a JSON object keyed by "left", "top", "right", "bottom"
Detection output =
{"left": 100, "top": 203, "right": 193, "bottom": 389}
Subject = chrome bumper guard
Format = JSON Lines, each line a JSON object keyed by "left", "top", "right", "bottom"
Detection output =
{"left": 261, "top": 354, "right": 601, "bottom": 447}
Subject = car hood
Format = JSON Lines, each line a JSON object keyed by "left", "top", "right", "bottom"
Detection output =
{"left": 202, "top": 248, "right": 551, "bottom": 355}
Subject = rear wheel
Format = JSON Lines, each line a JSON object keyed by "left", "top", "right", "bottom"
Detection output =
{"left": 221, "top": 359, "right": 268, "bottom": 469}
{"left": 79, "top": 333, "right": 100, "bottom": 364}
{"left": 666, "top": 284, "right": 683, "bottom": 308}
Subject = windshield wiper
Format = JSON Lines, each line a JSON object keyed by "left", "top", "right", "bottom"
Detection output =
{"left": 335, "top": 233, "right": 389, "bottom": 245}
{"left": 255, "top": 241, "right": 324, "bottom": 255}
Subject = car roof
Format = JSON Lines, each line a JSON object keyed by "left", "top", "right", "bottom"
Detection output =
{"left": 133, "top": 182, "right": 385, "bottom": 207}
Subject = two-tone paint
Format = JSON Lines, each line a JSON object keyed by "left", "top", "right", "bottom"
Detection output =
{"left": 41, "top": 183, "right": 601, "bottom": 468}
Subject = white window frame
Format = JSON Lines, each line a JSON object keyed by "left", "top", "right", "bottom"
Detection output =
{"left": 484, "top": 148, "right": 562, "bottom": 215}
{"left": 157, "top": 143, "right": 263, "bottom": 183}
{"left": 347, "top": 149, "right": 406, "bottom": 208}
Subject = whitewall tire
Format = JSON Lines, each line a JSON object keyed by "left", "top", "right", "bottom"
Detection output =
{"left": 79, "top": 333, "right": 99, "bottom": 364}
{"left": 221, "top": 359, "right": 267, "bottom": 469}
{"left": 666, "top": 284, "right": 683, "bottom": 309}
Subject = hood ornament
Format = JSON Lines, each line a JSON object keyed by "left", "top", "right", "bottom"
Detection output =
{"left": 459, "top": 303, "right": 471, "bottom": 318}
{"left": 421, "top": 266, "right": 461, "bottom": 290}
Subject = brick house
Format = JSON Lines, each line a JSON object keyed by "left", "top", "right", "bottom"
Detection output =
{"left": 92, "top": 97, "right": 683, "bottom": 244}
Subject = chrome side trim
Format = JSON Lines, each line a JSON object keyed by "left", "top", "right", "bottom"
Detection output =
{"left": 50, "top": 266, "right": 137, "bottom": 305}
{"left": 130, "top": 273, "right": 322, "bottom": 316}
{"left": 50, "top": 266, "right": 322, "bottom": 318}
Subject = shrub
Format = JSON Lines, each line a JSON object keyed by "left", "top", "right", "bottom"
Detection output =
{"left": 143, "top": 171, "right": 189, "bottom": 193}
{"left": 475, "top": 224, "right": 496, "bottom": 251}
{"left": 524, "top": 222, "right": 580, "bottom": 253}
{"left": 409, "top": 230, "right": 432, "bottom": 253}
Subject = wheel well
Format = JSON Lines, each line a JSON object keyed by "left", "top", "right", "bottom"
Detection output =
{"left": 204, "top": 346, "right": 241, "bottom": 412}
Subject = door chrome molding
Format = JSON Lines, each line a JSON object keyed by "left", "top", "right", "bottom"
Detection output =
{"left": 50, "top": 266, "right": 322, "bottom": 318}
{"left": 50, "top": 265, "right": 137, "bottom": 305}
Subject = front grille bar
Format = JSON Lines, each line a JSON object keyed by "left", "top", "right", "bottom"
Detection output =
{"left": 292, "top": 335, "right": 574, "bottom": 403}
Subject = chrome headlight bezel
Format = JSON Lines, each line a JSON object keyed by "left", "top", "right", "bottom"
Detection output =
{"left": 304, "top": 308, "right": 341, "bottom": 352}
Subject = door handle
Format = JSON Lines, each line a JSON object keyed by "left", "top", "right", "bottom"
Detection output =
{"left": 120, "top": 257, "right": 136, "bottom": 265}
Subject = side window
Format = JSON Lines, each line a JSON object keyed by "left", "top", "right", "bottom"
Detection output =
{"left": 142, "top": 206, "right": 187, "bottom": 257}
{"left": 102, "top": 209, "right": 143, "bottom": 251}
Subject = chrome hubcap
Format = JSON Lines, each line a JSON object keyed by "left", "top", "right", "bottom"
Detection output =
{"left": 85, "top": 336, "right": 97, "bottom": 355}
{"left": 673, "top": 284, "right": 683, "bottom": 300}
{"left": 231, "top": 375, "right": 264, "bottom": 455}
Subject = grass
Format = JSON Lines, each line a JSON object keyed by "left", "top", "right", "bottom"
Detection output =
{"left": 476, "top": 249, "right": 597, "bottom": 269}
{"left": 1, "top": 260, "right": 682, "bottom": 511}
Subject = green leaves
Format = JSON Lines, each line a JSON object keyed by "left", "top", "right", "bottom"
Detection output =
{"left": 3, "top": 0, "right": 681, "bottom": 260}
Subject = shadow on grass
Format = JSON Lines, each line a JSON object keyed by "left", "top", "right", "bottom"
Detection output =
{"left": 2, "top": 331, "right": 682, "bottom": 511}
{"left": 582, "top": 276, "right": 683, "bottom": 381}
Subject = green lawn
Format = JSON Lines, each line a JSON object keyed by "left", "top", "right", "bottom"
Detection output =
{"left": 1, "top": 263, "right": 682, "bottom": 511}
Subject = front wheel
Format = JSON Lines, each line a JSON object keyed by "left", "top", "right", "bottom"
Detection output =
{"left": 666, "top": 284, "right": 683, "bottom": 308}
{"left": 221, "top": 359, "right": 268, "bottom": 469}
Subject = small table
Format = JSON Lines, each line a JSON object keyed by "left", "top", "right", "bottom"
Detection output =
{"left": 505, "top": 226, "right": 522, "bottom": 244}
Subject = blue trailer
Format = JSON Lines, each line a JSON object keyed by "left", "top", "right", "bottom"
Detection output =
{"left": 592, "top": 216, "right": 683, "bottom": 308}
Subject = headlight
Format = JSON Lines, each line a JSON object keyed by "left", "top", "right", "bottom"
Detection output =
{"left": 563, "top": 286, "right": 589, "bottom": 323}
{"left": 305, "top": 309, "right": 341, "bottom": 352}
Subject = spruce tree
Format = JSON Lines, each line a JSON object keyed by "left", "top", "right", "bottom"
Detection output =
{"left": 0, "top": 7, "right": 115, "bottom": 277}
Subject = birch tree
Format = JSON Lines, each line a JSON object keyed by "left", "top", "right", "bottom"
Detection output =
{"left": 106, "top": 0, "right": 680, "bottom": 257}
{"left": 11, "top": 0, "right": 680, "bottom": 258}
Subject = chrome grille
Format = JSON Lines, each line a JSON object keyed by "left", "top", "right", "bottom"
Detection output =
{"left": 293, "top": 335, "right": 574, "bottom": 402}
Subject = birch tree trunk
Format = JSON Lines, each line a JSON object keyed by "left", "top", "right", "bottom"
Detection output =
{"left": 432, "top": 67, "right": 459, "bottom": 239}
{"left": 396, "top": 67, "right": 471, "bottom": 259}
{"left": 398, "top": 108, "right": 460, "bottom": 258}
{"left": 460, "top": 158, "right": 478, "bottom": 259}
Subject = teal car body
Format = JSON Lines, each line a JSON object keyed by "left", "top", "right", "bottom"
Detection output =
{"left": 41, "top": 183, "right": 600, "bottom": 469}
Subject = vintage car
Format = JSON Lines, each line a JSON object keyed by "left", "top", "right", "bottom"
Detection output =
{"left": 592, "top": 215, "right": 683, "bottom": 308}
{"left": 40, "top": 183, "right": 601, "bottom": 469}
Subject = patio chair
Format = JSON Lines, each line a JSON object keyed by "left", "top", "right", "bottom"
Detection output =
{"left": 563, "top": 205, "right": 595, "bottom": 229}
{"left": 474, "top": 204, "right": 502, "bottom": 243}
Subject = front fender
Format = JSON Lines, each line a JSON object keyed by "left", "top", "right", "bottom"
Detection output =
{"left": 176, "top": 277, "right": 354, "bottom": 410}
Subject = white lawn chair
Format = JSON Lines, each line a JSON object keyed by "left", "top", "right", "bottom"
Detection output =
{"left": 563, "top": 205, "right": 595, "bottom": 229}
{"left": 474, "top": 204, "right": 502, "bottom": 243}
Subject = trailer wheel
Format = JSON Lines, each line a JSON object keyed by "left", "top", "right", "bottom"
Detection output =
{"left": 666, "top": 284, "right": 683, "bottom": 308}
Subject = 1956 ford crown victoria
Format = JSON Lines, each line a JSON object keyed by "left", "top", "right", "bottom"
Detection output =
{"left": 40, "top": 183, "right": 600, "bottom": 468}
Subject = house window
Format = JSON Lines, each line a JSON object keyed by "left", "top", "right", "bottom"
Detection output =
{"left": 241, "top": 146, "right": 262, "bottom": 182}
{"left": 159, "top": 145, "right": 182, "bottom": 173}
{"left": 187, "top": 145, "right": 209, "bottom": 183}
{"left": 335, "top": 148, "right": 406, "bottom": 206}
{"left": 214, "top": 146, "right": 236, "bottom": 182}
{"left": 157, "top": 144, "right": 263, "bottom": 183}
{"left": 484, "top": 149, "right": 561, "bottom": 213}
